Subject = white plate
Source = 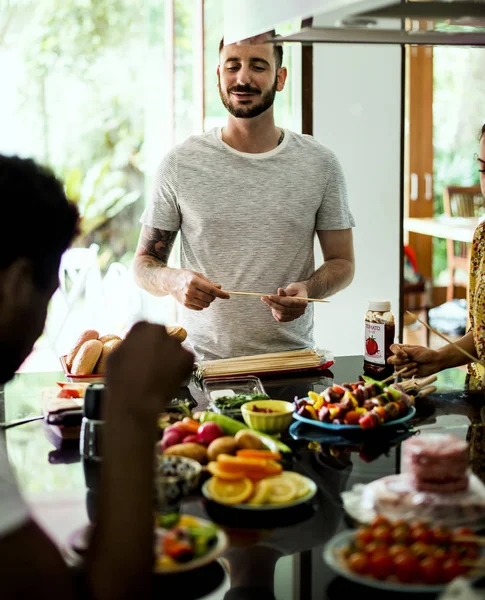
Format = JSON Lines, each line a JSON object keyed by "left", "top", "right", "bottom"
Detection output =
{"left": 323, "top": 530, "right": 478, "bottom": 593}
{"left": 155, "top": 516, "right": 228, "bottom": 574}
{"left": 64, "top": 515, "right": 228, "bottom": 575}
{"left": 202, "top": 474, "right": 317, "bottom": 510}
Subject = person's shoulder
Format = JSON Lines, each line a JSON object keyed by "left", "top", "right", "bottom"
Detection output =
{"left": 156, "top": 130, "right": 218, "bottom": 169}
{"left": 473, "top": 219, "right": 485, "bottom": 247}
{"left": 287, "top": 131, "right": 340, "bottom": 161}
{"left": 174, "top": 129, "right": 219, "bottom": 155}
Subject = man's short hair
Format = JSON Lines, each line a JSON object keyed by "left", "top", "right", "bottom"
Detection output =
{"left": 218, "top": 31, "right": 283, "bottom": 70}
{"left": 0, "top": 155, "right": 79, "bottom": 288}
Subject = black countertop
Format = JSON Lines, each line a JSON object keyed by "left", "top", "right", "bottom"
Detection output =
{"left": 2, "top": 356, "right": 484, "bottom": 600}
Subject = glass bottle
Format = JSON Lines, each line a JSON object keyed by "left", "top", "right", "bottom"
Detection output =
{"left": 363, "top": 300, "right": 395, "bottom": 379}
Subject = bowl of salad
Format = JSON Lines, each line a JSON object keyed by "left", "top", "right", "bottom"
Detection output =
{"left": 203, "top": 376, "right": 269, "bottom": 419}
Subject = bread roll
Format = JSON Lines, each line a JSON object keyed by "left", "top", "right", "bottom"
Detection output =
{"left": 166, "top": 326, "right": 187, "bottom": 342}
{"left": 66, "top": 330, "right": 99, "bottom": 371}
{"left": 98, "top": 334, "right": 122, "bottom": 344}
{"left": 94, "top": 338, "right": 122, "bottom": 374}
{"left": 71, "top": 340, "right": 103, "bottom": 375}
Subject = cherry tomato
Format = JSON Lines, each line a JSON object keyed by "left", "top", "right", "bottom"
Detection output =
{"left": 391, "top": 524, "right": 410, "bottom": 544}
{"left": 433, "top": 547, "right": 452, "bottom": 563}
{"left": 355, "top": 528, "right": 374, "bottom": 548}
{"left": 393, "top": 552, "right": 420, "bottom": 583}
{"left": 463, "top": 542, "right": 479, "bottom": 560}
{"left": 344, "top": 411, "right": 361, "bottom": 425}
{"left": 388, "top": 544, "right": 408, "bottom": 557}
{"left": 373, "top": 525, "right": 393, "bottom": 545}
{"left": 348, "top": 552, "right": 369, "bottom": 575}
{"left": 432, "top": 526, "right": 452, "bottom": 545}
{"left": 365, "top": 541, "right": 386, "bottom": 555}
{"left": 442, "top": 558, "right": 465, "bottom": 583}
{"left": 393, "top": 519, "right": 411, "bottom": 529}
{"left": 369, "top": 551, "right": 394, "bottom": 580}
{"left": 420, "top": 556, "right": 442, "bottom": 585}
{"left": 454, "top": 527, "right": 474, "bottom": 538}
{"left": 410, "top": 526, "right": 434, "bottom": 545}
{"left": 371, "top": 516, "right": 391, "bottom": 528}
{"left": 413, "top": 520, "right": 431, "bottom": 530}
{"left": 409, "top": 542, "right": 430, "bottom": 558}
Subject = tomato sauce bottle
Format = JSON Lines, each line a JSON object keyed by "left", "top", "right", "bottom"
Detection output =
{"left": 363, "top": 301, "right": 395, "bottom": 379}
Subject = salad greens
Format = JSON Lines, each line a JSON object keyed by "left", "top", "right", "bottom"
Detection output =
{"left": 212, "top": 392, "right": 269, "bottom": 410}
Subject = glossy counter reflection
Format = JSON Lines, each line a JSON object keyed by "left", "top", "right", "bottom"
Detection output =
{"left": 3, "top": 357, "right": 482, "bottom": 599}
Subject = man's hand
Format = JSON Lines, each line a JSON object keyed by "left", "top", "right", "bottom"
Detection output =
{"left": 388, "top": 344, "right": 442, "bottom": 377}
{"left": 172, "top": 269, "right": 230, "bottom": 310}
{"left": 106, "top": 322, "right": 194, "bottom": 421}
{"left": 261, "top": 282, "right": 309, "bottom": 323}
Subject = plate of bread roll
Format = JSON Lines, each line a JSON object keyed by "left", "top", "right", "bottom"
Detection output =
{"left": 61, "top": 326, "right": 188, "bottom": 383}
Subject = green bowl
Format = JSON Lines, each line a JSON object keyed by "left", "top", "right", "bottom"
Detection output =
{"left": 240, "top": 400, "right": 295, "bottom": 434}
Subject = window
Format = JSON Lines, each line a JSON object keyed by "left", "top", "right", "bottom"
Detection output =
{"left": 0, "top": 1, "right": 301, "bottom": 369}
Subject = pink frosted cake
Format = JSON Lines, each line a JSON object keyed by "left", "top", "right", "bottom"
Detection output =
{"left": 402, "top": 434, "right": 469, "bottom": 493}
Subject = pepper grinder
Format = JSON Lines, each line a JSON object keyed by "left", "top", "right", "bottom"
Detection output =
{"left": 80, "top": 383, "right": 105, "bottom": 463}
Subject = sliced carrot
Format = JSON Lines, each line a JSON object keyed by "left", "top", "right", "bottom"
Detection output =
{"left": 217, "top": 454, "right": 269, "bottom": 469}
{"left": 265, "top": 460, "right": 283, "bottom": 475}
{"left": 207, "top": 462, "right": 245, "bottom": 480}
{"left": 180, "top": 417, "right": 200, "bottom": 434}
{"left": 236, "top": 450, "right": 281, "bottom": 461}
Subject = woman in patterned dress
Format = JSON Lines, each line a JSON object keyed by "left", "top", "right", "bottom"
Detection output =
{"left": 389, "top": 124, "right": 485, "bottom": 390}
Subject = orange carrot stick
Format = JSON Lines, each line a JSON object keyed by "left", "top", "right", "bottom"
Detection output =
{"left": 236, "top": 450, "right": 281, "bottom": 461}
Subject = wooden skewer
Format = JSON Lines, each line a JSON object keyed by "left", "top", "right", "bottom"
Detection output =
{"left": 455, "top": 535, "right": 485, "bottom": 546}
{"left": 225, "top": 290, "right": 330, "bottom": 303}
{"left": 416, "top": 385, "right": 438, "bottom": 398}
{"left": 381, "top": 366, "right": 412, "bottom": 385}
{"left": 399, "top": 375, "right": 438, "bottom": 393}
{"left": 406, "top": 310, "right": 483, "bottom": 367}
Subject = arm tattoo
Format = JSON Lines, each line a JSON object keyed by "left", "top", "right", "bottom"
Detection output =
{"left": 133, "top": 227, "right": 178, "bottom": 295}
{"left": 136, "top": 226, "right": 177, "bottom": 265}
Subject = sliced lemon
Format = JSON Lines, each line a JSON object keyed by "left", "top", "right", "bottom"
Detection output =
{"left": 207, "top": 476, "right": 254, "bottom": 505}
{"left": 207, "top": 461, "right": 246, "bottom": 480}
{"left": 280, "top": 472, "right": 311, "bottom": 498}
{"left": 247, "top": 479, "right": 271, "bottom": 505}
{"left": 266, "top": 475, "right": 298, "bottom": 504}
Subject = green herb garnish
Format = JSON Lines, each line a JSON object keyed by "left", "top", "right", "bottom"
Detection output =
{"left": 212, "top": 393, "right": 269, "bottom": 410}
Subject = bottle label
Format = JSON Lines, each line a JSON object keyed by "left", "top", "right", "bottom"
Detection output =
{"left": 364, "top": 321, "right": 385, "bottom": 365}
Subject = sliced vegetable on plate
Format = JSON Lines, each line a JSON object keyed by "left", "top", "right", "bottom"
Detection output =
{"left": 157, "top": 515, "right": 227, "bottom": 573}
{"left": 294, "top": 379, "right": 416, "bottom": 430}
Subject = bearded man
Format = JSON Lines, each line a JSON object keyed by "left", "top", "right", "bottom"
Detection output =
{"left": 134, "top": 32, "right": 355, "bottom": 360}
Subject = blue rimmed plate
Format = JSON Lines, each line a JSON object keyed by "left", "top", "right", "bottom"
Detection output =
{"left": 293, "top": 404, "right": 416, "bottom": 431}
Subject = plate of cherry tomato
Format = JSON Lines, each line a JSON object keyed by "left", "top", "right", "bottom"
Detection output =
{"left": 323, "top": 516, "right": 482, "bottom": 592}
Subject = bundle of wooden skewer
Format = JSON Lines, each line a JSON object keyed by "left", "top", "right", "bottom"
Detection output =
{"left": 197, "top": 348, "right": 327, "bottom": 379}
{"left": 398, "top": 373, "right": 438, "bottom": 399}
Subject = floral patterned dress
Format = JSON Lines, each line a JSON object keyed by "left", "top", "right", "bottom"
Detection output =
{"left": 466, "top": 220, "right": 485, "bottom": 390}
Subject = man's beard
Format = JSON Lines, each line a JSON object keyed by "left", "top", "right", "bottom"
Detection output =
{"left": 218, "top": 75, "right": 278, "bottom": 119}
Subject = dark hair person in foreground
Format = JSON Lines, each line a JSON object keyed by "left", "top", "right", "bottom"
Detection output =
{"left": 0, "top": 155, "right": 194, "bottom": 599}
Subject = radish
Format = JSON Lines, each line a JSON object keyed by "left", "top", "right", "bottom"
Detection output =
{"left": 161, "top": 427, "right": 185, "bottom": 449}
{"left": 182, "top": 434, "right": 199, "bottom": 444}
{"left": 197, "top": 422, "right": 224, "bottom": 446}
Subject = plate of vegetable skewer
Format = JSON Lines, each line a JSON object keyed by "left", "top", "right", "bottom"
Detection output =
{"left": 293, "top": 376, "right": 418, "bottom": 431}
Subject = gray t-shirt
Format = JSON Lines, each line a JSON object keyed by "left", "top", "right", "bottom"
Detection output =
{"left": 141, "top": 128, "right": 355, "bottom": 360}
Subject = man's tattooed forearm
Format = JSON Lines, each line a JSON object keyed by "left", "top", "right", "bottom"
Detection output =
{"left": 133, "top": 256, "right": 166, "bottom": 295}
{"left": 137, "top": 227, "right": 177, "bottom": 265}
